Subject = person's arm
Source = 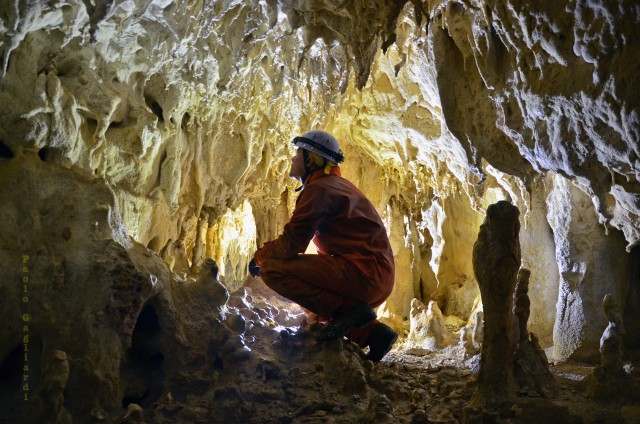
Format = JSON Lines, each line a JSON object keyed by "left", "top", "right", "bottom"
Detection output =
{"left": 254, "top": 184, "right": 330, "bottom": 263}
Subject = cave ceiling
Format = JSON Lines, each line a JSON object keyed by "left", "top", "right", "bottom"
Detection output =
{"left": 1, "top": 0, "right": 637, "bottom": 249}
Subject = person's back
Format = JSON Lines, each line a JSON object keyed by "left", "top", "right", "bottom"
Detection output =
{"left": 307, "top": 173, "right": 391, "bottom": 258}
{"left": 302, "top": 171, "right": 394, "bottom": 289}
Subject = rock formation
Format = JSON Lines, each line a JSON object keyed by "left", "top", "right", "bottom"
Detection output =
{"left": 512, "top": 268, "right": 554, "bottom": 397}
{"left": 1, "top": 0, "right": 639, "bottom": 422}
{"left": 600, "top": 294, "right": 625, "bottom": 377}
{"left": 547, "top": 175, "right": 629, "bottom": 362}
{"left": 461, "top": 299, "right": 484, "bottom": 359}
{"left": 469, "top": 200, "right": 521, "bottom": 406}
{"left": 404, "top": 298, "right": 454, "bottom": 355}
{"left": 586, "top": 293, "right": 628, "bottom": 399}
{"left": 513, "top": 268, "right": 532, "bottom": 345}
{"left": 38, "top": 350, "right": 71, "bottom": 424}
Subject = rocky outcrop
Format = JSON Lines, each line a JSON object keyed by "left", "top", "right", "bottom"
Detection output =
{"left": 0, "top": 155, "right": 172, "bottom": 420}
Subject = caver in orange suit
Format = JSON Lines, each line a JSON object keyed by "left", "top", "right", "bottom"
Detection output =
{"left": 254, "top": 165, "right": 395, "bottom": 346}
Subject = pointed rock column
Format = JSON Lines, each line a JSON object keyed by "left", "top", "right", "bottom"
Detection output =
{"left": 469, "top": 200, "right": 521, "bottom": 406}
{"left": 513, "top": 268, "right": 554, "bottom": 396}
{"left": 586, "top": 293, "right": 627, "bottom": 399}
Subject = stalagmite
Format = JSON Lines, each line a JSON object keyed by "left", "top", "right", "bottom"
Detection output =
{"left": 467, "top": 200, "right": 521, "bottom": 407}
{"left": 586, "top": 293, "right": 627, "bottom": 399}
{"left": 512, "top": 268, "right": 554, "bottom": 397}
{"left": 404, "top": 298, "right": 454, "bottom": 354}
{"left": 39, "top": 350, "right": 72, "bottom": 424}
{"left": 600, "top": 294, "right": 625, "bottom": 376}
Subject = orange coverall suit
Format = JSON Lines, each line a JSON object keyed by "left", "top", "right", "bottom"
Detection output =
{"left": 254, "top": 166, "right": 394, "bottom": 344}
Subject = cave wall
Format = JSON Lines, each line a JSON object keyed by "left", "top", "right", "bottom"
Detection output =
{"left": 1, "top": 0, "right": 638, "bottom": 363}
{"left": 547, "top": 173, "right": 629, "bottom": 361}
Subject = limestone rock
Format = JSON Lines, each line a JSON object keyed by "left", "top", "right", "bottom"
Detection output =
{"left": 547, "top": 175, "right": 629, "bottom": 362}
{"left": 512, "top": 268, "right": 554, "bottom": 397}
{"left": 404, "top": 298, "right": 454, "bottom": 355}
{"left": 0, "top": 156, "right": 168, "bottom": 420}
{"left": 0, "top": 156, "right": 245, "bottom": 422}
{"left": 586, "top": 293, "right": 628, "bottom": 399}
{"left": 469, "top": 200, "right": 521, "bottom": 406}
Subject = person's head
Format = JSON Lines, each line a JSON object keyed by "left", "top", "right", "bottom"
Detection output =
{"left": 289, "top": 130, "right": 344, "bottom": 182}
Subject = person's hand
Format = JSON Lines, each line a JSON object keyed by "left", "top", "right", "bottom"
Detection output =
{"left": 248, "top": 258, "right": 260, "bottom": 277}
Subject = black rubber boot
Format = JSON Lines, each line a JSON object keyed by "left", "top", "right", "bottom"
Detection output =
{"left": 316, "top": 302, "right": 376, "bottom": 341}
{"left": 366, "top": 323, "right": 398, "bottom": 362}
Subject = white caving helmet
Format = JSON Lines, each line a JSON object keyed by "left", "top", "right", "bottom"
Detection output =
{"left": 291, "top": 130, "right": 345, "bottom": 164}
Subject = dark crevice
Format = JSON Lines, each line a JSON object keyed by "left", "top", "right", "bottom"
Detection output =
{"left": 0, "top": 141, "right": 14, "bottom": 159}
{"left": 147, "top": 236, "right": 162, "bottom": 252}
{"left": 130, "top": 304, "right": 162, "bottom": 362}
{"left": 0, "top": 334, "right": 42, "bottom": 410}
{"left": 213, "top": 355, "right": 224, "bottom": 370}
{"left": 121, "top": 303, "right": 165, "bottom": 408}
{"left": 0, "top": 345, "right": 22, "bottom": 384}
{"left": 38, "top": 147, "right": 52, "bottom": 161}
{"left": 145, "top": 96, "right": 164, "bottom": 122}
{"left": 181, "top": 112, "right": 191, "bottom": 131}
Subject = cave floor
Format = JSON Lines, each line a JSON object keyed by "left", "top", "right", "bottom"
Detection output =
{"left": 376, "top": 351, "right": 627, "bottom": 424}
{"left": 117, "top": 282, "right": 639, "bottom": 424}
{"left": 144, "top": 336, "right": 635, "bottom": 424}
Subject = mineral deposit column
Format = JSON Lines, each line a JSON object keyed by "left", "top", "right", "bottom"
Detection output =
{"left": 471, "top": 200, "right": 521, "bottom": 403}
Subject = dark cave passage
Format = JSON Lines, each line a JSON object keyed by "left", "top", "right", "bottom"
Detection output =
{"left": 122, "top": 303, "right": 165, "bottom": 408}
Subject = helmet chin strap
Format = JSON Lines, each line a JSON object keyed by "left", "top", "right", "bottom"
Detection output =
{"left": 295, "top": 149, "right": 325, "bottom": 192}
